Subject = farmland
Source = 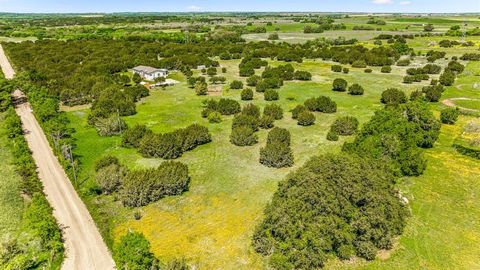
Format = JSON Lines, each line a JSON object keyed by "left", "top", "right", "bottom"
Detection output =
{"left": 0, "top": 11, "right": 479, "bottom": 270}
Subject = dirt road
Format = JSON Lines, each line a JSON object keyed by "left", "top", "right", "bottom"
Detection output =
{"left": 0, "top": 44, "right": 15, "bottom": 79}
{"left": 1, "top": 44, "right": 115, "bottom": 269}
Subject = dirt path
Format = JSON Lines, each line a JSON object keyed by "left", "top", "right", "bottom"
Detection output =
{"left": 1, "top": 44, "right": 115, "bottom": 270}
{"left": 442, "top": 97, "right": 480, "bottom": 113}
{"left": 0, "top": 44, "right": 15, "bottom": 79}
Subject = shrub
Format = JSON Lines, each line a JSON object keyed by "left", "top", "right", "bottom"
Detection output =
{"left": 381, "top": 88, "right": 407, "bottom": 105}
{"left": 121, "top": 161, "right": 190, "bottom": 207}
{"left": 114, "top": 231, "right": 158, "bottom": 270}
{"left": 293, "top": 71, "right": 312, "bottom": 80}
{"left": 410, "top": 90, "right": 424, "bottom": 101}
{"left": 255, "top": 81, "right": 268, "bottom": 92}
{"left": 422, "top": 64, "right": 442, "bottom": 74}
{"left": 242, "top": 103, "right": 261, "bottom": 118}
{"left": 263, "top": 104, "right": 283, "bottom": 120}
{"left": 364, "top": 68, "right": 372, "bottom": 73}
{"left": 207, "top": 111, "right": 222, "bottom": 123}
{"left": 259, "top": 115, "right": 275, "bottom": 129}
{"left": 95, "top": 155, "right": 120, "bottom": 172}
{"left": 195, "top": 81, "right": 208, "bottom": 96}
{"left": 403, "top": 75, "right": 415, "bottom": 84}
{"left": 230, "top": 80, "right": 244, "bottom": 89}
{"left": 230, "top": 126, "right": 258, "bottom": 146}
{"left": 94, "top": 115, "right": 128, "bottom": 137}
{"left": 342, "top": 67, "right": 349, "bottom": 74}
{"left": 260, "top": 128, "right": 294, "bottom": 168}
{"left": 326, "top": 130, "right": 339, "bottom": 141}
{"left": 217, "top": 98, "right": 241, "bottom": 115}
{"left": 291, "top": 104, "right": 308, "bottom": 119}
{"left": 264, "top": 89, "right": 279, "bottom": 101}
{"left": 331, "top": 65, "right": 342, "bottom": 72}
{"left": 348, "top": 84, "right": 364, "bottom": 95}
{"left": 422, "top": 85, "right": 443, "bottom": 102}
{"left": 440, "top": 107, "right": 460, "bottom": 124}
{"left": 297, "top": 111, "right": 315, "bottom": 126}
{"left": 232, "top": 114, "right": 259, "bottom": 131}
{"left": 352, "top": 60, "right": 367, "bottom": 68}
{"left": 241, "top": 88, "right": 254, "bottom": 100}
{"left": 330, "top": 116, "right": 359, "bottom": 136}
{"left": 439, "top": 70, "right": 455, "bottom": 86}
{"left": 247, "top": 75, "right": 262, "bottom": 86}
{"left": 396, "top": 59, "right": 410, "bottom": 66}
{"left": 96, "top": 164, "right": 126, "bottom": 194}
{"left": 122, "top": 124, "right": 151, "bottom": 148}
{"left": 317, "top": 96, "right": 337, "bottom": 113}
{"left": 332, "top": 78, "right": 348, "bottom": 92}
{"left": 381, "top": 66, "right": 392, "bottom": 73}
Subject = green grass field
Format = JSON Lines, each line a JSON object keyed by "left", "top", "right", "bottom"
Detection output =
{"left": 0, "top": 112, "right": 24, "bottom": 235}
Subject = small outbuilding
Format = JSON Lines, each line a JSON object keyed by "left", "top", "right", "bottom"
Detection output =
{"left": 132, "top": 66, "right": 168, "bottom": 81}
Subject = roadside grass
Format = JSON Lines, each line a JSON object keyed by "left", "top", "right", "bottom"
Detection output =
{"left": 0, "top": 112, "right": 24, "bottom": 235}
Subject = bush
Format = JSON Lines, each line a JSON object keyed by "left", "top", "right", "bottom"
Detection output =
{"left": 260, "top": 128, "right": 294, "bottom": 168}
{"left": 352, "top": 60, "right": 367, "bottom": 68}
{"left": 423, "top": 85, "right": 443, "bottom": 102}
{"left": 381, "top": 66, "right": 392, "bottom": 73}
{"left": 95, "top": 155, "right": 120, "bottom": 172}
{"left": 242, "top": 103, "right": 261, "bottom": 118}
{"left": 440, "top": 107, "right": 460, "bottom": 124}
{"left": 403, "top": 75, "right": 415, "bottom": 84}
{"left": 207, "top": 111, "right": 222, "bottom": 123}
{"left": 396, "top": 59, "right": 410, "bottom": 66}
{"left": 439, "top": 70, "right": 455, "bottom": 86}
{"left": 121, "top": 161, "right": 190, "bottom": 207}
{"left": 255, "top": 81, "right": 268, "bottom": 92}
{"left": 291, "top": 104, "right": 308, "bottom": 119}
{"left": 364, "top": 68, "right": 372, "bottom": 73}
{"left": 114, "top": 231, "right": 158, "bottom": 270}
{"left": 264, "top": 89, "right": 279, "bottom": 101}
{"left": 330, "top": 116, "right": 359, "bottom": 136}
{"left": 247, "top": 75, "right": 261, "bottom": 86}
{"left": 94, "top": 115, "right": 128, "bottom": 137}
{"left": 332, "top": 78, "right": 348, "bottom": 92}
{"left": 122, "top": 124, "right": 151, "bottom": 148}
{"left": 263, "top": 104, "right": 283, "bottom": 120}
{"left": 232, "top": 114, "right": 259, "bottom": 131}
{"left": 241, "top": 88, "right": 254, "bottom": 100}
{"left": 326, "top": 130, "right": 339, "bottom": 141}
{"left": 348, "top": 84, "right": 364, "bottom": 95}
{"left": 342, "top": 67, "right": 350, "bottom": 74}
{"left": 410, "top": 90, "right": 424, "bottom": 101}
{"left": 230, "top": 80, "right": 244, "bottom": 89}
{"left": 230, "top": 126, "right": 258, "bottom": 146}
{"left": 96, "top": 164, "right": 126, "bottom": 194}
{"left": 195, "top": 81, "right": 208, "bottom": 96}
{"left": 381, "top": 88, "right": 407, "bottom": 105}
{"left": 259, "top": 115, "right": 275, "bottom": 129}
{"left": 217, "top": 98, "right": 241, "bottom": 115}
{"left": 422, "top": 64, "right": 442, "bottom": 74}
{"left": 293, "top": 71, "right": 312, "bottom": 80}
{"left": 297, "top": 111, "right": 315, "bottom": 126}
{"left": 331, "top": 65, "right": 342, "bottom": 72}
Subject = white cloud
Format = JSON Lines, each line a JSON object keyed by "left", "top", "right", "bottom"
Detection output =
{"left": 371, "top": 0, "right": 394, "bottom": 4}
{"left": 187, "top": 5, "right": 202, "bottom": 11}
{"left": 399, "top": 1, "right": 412, "bottom": 5}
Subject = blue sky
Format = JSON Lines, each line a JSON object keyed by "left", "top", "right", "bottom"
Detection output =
{"left": 0, "top": 0, "right": 478, "bottom": 13}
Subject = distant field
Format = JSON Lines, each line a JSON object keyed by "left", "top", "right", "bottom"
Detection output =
{"left": 243, "top": 30, "right": 417, "bottom": 43}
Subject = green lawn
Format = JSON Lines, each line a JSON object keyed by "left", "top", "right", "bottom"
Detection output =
{"left": 0, "top": 112, "right": 24, "bottom": 235}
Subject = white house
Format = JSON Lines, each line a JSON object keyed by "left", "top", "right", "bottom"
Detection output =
{"left": 132, "top": 66, "right": 168, "bottom": 81}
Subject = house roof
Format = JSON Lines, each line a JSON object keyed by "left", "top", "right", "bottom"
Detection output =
{"left": 133, "top": 65, "right": 167, "bottom": 74}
